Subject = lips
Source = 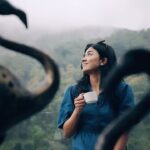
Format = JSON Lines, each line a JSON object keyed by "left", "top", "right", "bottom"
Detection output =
{"left": 82, "top": 63, "right": 88, "bottom": 66}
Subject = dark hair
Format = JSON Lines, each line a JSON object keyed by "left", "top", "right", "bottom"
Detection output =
{"left": 77, "top": 40, "right": 117, "bottom": 93}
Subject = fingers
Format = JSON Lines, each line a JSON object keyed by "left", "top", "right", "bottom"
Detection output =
{"left": 74, "top": 93, "right": 86, "bottom": 112}
{"left": 74, "top": 100, "right": 85, "bottom": 107}
{"left": 74, "top": 93, "right": 84, "bottom": 101}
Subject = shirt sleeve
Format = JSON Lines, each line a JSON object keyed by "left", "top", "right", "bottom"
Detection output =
{"left": 57, "top": 85, "right": 77, "bottom": 129}
{"left": 116, "top": 82, "right": 135, "bottom": 115}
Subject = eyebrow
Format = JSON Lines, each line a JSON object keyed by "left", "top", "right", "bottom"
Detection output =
{"left": 85, "top": 50, "right": 94, "bottom": 54}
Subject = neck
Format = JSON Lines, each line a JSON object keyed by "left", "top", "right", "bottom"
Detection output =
{"left": 89, "top": 71, "right": 101, "bottom": 93}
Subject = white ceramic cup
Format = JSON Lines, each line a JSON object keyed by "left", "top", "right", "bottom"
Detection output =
{"left": 84, "top": 91, "right": 98, "bottom": 104}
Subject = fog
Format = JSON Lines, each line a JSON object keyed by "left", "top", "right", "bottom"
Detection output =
{"left": 0, "top": 0, "right": 150, "bottom": 31}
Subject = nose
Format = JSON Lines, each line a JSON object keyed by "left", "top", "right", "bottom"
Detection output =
{"left": 82, "top": 56, "right": 87, "bottom": 63}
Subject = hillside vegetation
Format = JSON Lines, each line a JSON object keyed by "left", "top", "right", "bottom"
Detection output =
{"left": 0, "top": 27, "right": 150, "bottom": 150}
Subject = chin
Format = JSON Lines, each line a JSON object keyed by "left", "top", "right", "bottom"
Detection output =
{"left": 82, "top": 68, "right": 99, "bottom": 75}
{"left": 82, "top": 69, "right": 90, "bottom": 74}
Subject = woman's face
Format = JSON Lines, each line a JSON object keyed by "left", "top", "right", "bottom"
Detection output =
{"left": 81, "top": 47, "right": 102, "bottom": 73}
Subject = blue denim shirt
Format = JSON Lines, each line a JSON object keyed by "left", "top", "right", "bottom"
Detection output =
{"left": 57, "top": 81, "right": 134, "bottom": 150}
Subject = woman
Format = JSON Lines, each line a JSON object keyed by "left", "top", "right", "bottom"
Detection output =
{"left": 57, "top": 41, "right": 134, "bottom": 150}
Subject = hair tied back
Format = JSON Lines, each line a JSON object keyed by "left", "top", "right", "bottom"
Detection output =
{"left": 97, "top": 40, "right": 106, "bottom": 45}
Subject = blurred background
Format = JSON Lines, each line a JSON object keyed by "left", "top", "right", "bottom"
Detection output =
{"left": 0, "top": 0, "right": 150, "bottom": 149}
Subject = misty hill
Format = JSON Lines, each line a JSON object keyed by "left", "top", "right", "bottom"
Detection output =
{"left": 1, "top": 24, "right": 149, "bottom": 52}
{"left": 0, "top": 25, "right": 116, "bottom": 68}
{"left": 106, "top": 28, "right": 150, "bottom": 57}
{"left": 0, "top": 25, "right": 150, "bottom": 68}
{"left": 0, "top": 24, "right": 116, "bottom": 44}
{"left": 0, "top": 25, "right": 150, "bottom": 86}
{"left": 0, "top": 25, "right": 150, "bottom": 150}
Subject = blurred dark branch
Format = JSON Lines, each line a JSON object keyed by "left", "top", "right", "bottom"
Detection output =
{"left": 96, "top": 93, "right": 150, "bottom": 150}
{"left": 0, "top": 0, "right": 59, "bottom": 145}
{"left": 96, "top": 49, "right": 150, "bottom": 150}
{"left": 0, "top": 0, "right": 27, "bottom": 28}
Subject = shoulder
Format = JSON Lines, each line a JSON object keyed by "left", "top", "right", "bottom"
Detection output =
{"left": 117, "top": 81, "right": 129, "bottom": 88}
{"left": 65, "top": 84, "right": 78, "bottom": 93}
{"left": 115, "top": 81, "right": 135, "bottom": 113}
{"left": 116, "top": 81, "right": 132, "bottom": 93}
{"left": 115, "top": 81, "right": 134, "bottom": 103}
{"left": 115, "top": 81, "right": 134, "bottom": 105}
{"left": 64, "top": 84, "right": 79, "bottom": 98}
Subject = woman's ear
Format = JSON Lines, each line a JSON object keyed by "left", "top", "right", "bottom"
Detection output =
{"left": 100, "top": 57, "right": 107, "bottom": 66}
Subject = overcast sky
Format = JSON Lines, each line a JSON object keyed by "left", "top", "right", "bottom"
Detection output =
{"left": 1, "top": 0, "right": 150, "bottom": 31}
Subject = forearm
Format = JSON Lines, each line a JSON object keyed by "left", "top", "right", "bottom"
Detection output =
{"left": 113, "top": 133, "right": 128, "bottom": 150}
{"left": 63, "top": 109, "right": 81, "bottom": 138}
